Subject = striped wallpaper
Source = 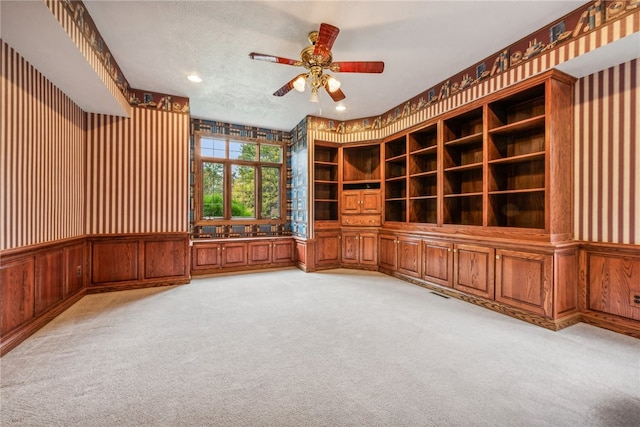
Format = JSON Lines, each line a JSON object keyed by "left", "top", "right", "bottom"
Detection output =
{"left": 86, "top": 108, "right": 190, "bottom": 234}
{"left": 574, "top": 59, "right": 639, "bottom": 245}
{"left": 1, "top": 41, "right": 86, "bottom": 251}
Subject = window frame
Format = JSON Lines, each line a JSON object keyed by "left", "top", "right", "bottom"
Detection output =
{"left": 194, "top": 132, "right": 286, "bottom": 226}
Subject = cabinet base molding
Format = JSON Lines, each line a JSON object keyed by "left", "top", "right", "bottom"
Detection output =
{"left": 191, "top": 264, "right": 296, "bottom": 277}
{"left": 581, "top": 310, "right": 640, "bottom": 339}
{"left": 87, "top": 278, "right": 190, "bottom": 294}
{"left": 389, "top": 271, "right": 582, "bottom": 332}
{"left": 1, "top": 288, "right": 86, "bottom": 356}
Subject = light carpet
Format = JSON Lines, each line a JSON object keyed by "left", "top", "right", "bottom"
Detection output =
{"left": 1, "top": 268, "right": 639, "bottom": 426}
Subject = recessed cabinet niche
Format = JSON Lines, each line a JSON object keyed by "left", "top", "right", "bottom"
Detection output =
{"left": 342, "top": 144, "right": 380, "bottom": 186}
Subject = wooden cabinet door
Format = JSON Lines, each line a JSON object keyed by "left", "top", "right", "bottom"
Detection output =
{"left": 341, "top": 191, "right": 361, "bottom": 214}
{"left": 453, "top": 244, "right": 495, "bottom": 299}
{"left": 341, "top": 232, "right": 360, "bottom": 264}
{"left": 192, "top": 244, "right": 222, "bottom": 270}
{"left": 273, "top": 240, "right": 294, "bottom": 263}
{"left": 495, "top": 249, "right": 552, "bottom": 316}
{"left": 222, "top": 242, "right": 248, "bottom": 268}
{"left": 248, "top": 241, "right": 272, "bottom": 265}
{"left": 359, "top": 233, "right": 378, "bottom": 265}
{"left": 361, "top": 190, "right": 381, "bottom": 214}
{"left": 398, "top": 237, "right": 421, "bottom": 278}
{"left": 423, "top": 240, "right": 453, "bottom": 287}
{"left": 378, "top": 234, "right": 398, "bottom": 271}
{"left": 315, "top": 233, "right": 341, "bottom": 266}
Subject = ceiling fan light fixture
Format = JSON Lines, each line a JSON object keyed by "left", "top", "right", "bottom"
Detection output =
{"left": 293, "top": 75, "right": 306, "bottom": 92}
{"left": 310, "top": 89, "right": 319, "bottom": 103}
{"left": 326, "top": 75, "right": 341, "bottom": 93}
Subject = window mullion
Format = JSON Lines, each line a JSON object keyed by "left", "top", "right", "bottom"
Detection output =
{"left": 256, "top": 166, "right": 262, "bottom": 219}
{"left": 224, "top": 161, "right": 232, "bottom": 219}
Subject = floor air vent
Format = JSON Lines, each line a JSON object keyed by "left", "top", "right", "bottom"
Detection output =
{"left": 430, "top": 291, "right": 450, "bottom": 299}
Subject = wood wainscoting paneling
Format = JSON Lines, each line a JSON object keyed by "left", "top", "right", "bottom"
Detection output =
{"left": 1, "top": 257, "right": 36, "bottom": 337}
{"left": 144, "top": 239, "right": 189, "bottom": 279}
{"left": 35, "top": 249, "right": 65, "bottom": 315}
{"left": 88, "top": 233, "right": 190, "bottom": 292}
{"left": 1, "top": 238, "right": 87, "bottom": 356}
{"left": 91, "top": 241, "right": 139, "bottom": 284}
{"left": 580, "top": 242, "right": 640, "bottom": 338}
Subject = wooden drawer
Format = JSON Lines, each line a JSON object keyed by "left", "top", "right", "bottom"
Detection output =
{"left": 341, "top": 215, "right": 381, "bottom": 226}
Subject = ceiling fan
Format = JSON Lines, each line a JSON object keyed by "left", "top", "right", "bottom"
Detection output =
{"left": 249, "top": 23, "right": 384, "bottom": 102}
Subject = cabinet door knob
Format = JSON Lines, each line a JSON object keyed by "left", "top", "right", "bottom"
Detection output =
{"left": 448, "top": 248, "right": 452, "bottom": 252}
{"left": 453, "top": 249, "right": 457, "bottom": 253}
{"left": 496, "top": 255, "right": 500, "bottom": 259}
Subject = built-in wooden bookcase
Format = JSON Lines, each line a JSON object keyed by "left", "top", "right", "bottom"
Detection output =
{"left": 486, "top": 84, "right": 546, "bottom": 229}
{"left": 384, "top": 136, "right": 407, "bottom": 222}
{"left": 314, "top": 143, "right": 339, "bottom": 221}
{"left": 313, "top": 70, "right": 573, "bottom": 233}
{"left": 442, "top": 107, "right": 484, "bottom": 226}
{"left": 408, "top": 123, "right": 438, "bottom": 224}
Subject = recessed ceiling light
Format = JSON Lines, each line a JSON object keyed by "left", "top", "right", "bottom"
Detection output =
{"left": 187, "top": 74, "right": 202, "bottom": 83}
{"left": 336, "top": 105, "right": 346, "bottom": 112}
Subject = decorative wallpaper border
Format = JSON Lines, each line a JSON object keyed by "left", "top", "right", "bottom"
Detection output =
{"left": 310, "top": 0, "right": 639, "bottom": 139}
{"left": 129, "top": 88, "right": 190, "bottom": 115}
{"left": 47, "top": 0, "right": 131, "bottom": 111}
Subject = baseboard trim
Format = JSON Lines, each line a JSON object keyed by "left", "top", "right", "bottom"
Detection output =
{"left": 191, "top": 262, "right": 296, "bottom": 277}
{"left": 389, "top": 271, "right": 582, "bottom": 331}
{"left": 87, "top": 278, "right": 190, "bottom": 294}
{"left": 1, "top": 288, "right": 86, "bottom": 356}
{"left": 581, "top": 310, "right": 640, "bottom": 339}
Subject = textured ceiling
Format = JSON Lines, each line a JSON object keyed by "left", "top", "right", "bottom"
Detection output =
{"left": 82, "top": 1, "right": 587, "bottom": 130}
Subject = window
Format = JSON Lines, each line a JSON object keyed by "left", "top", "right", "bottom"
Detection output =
{"left": 195, "top": 134, "right": 284, "bottom": 223}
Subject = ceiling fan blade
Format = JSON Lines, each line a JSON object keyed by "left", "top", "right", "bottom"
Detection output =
{"left": 249, "top": 52, "right": 299, "bottom": 66}
{"left": 273, "top": 74, "right": 306, "bottom": 97}
{"left": 325, "top": 85, "right": 346, "bottom": 102}
{"left": 313, "top": 23, "right": 340, "bottom": 58}
{"left": 331, "top": 61, "right": 385, "bottom": 73}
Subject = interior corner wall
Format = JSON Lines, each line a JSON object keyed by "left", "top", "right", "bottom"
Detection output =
{"left": 1, "top": 41, "right": 86, "bottom": 251}
{"left": 574, "top": 58, "right": 639, "bottom": 245}
{"left": 86, "top": 108, "right": 190, "bottom": 235}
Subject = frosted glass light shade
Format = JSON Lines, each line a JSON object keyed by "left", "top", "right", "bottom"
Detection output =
{"left": 326, "top": 76, "right": 341, "bottom": 92}
{"left": 293, "top": 76, "right": 306, "bottom": 92}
